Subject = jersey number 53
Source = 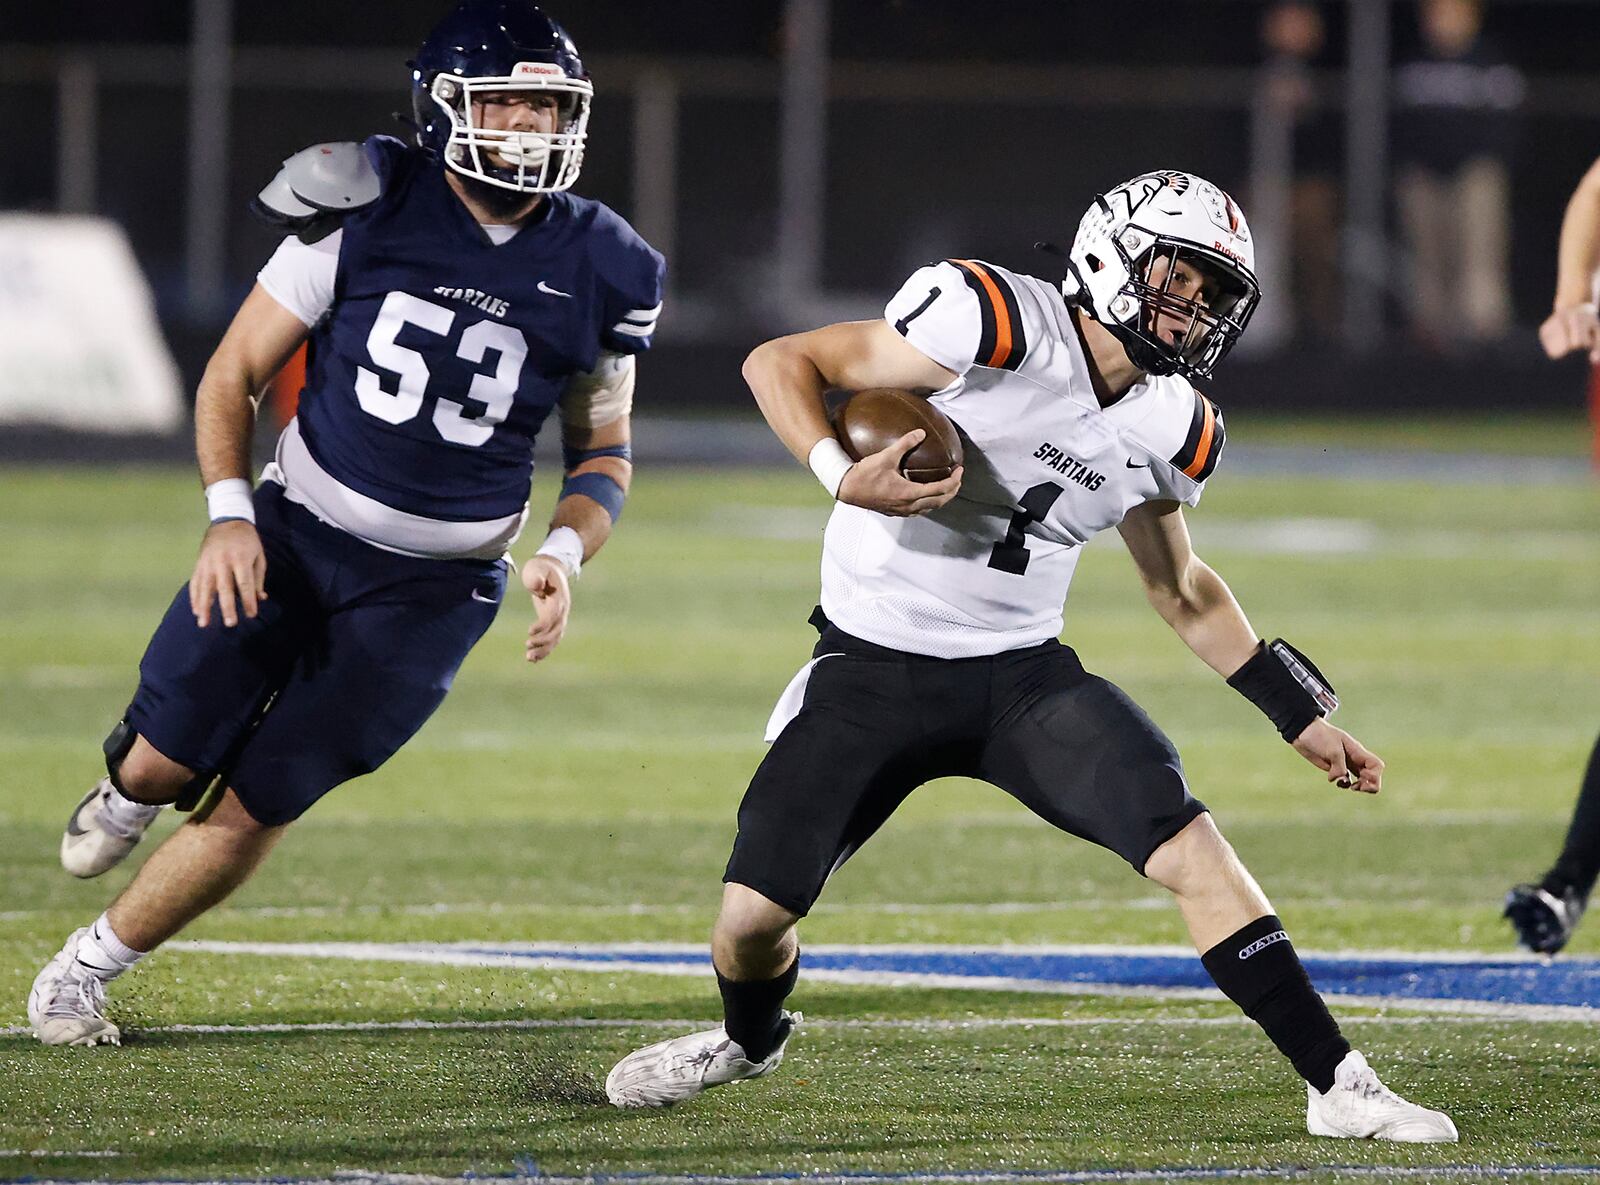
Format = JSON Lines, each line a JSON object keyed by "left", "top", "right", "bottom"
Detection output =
{"left": 356, "top": 290, "right": 527, "bottom": 447}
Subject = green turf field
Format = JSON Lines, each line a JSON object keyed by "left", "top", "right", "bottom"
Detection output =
{"left": 2, "top": 419, "right": 1598, "bottom": 1182}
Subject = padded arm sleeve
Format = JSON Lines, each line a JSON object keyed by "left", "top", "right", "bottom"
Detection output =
{"left": 559, "top": 351, "right": 636, "bottom": 428}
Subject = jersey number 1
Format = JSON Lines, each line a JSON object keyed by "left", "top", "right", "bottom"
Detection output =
{"left": 987, "top": 482, "right": 1064, "bottom": 575}
{"left": 894, "top": 286, "right": 941, "bottom": 335}
{"left": 356, "top": 291, "right": 527, "bottom": 447}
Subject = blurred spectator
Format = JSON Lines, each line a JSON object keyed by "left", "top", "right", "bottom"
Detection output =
{"left": 1253, "top": 1, "right": 1342, "bottom": 345}
{"left": 1392, "top": 0, "right": 1525, "bottom": 349}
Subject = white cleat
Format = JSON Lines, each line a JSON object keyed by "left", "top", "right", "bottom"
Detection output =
{"left": 606, "top": 1011, "right": 800, "bottom": 1108}
{"left": 28, "top": 928, "right": 122, "bottom": 1047}
{"left": 61, "top": 777, "right": 163, "bottom": 878}
{"left": 1307, "top": 1050, "right": 1457, "bottom": 1142}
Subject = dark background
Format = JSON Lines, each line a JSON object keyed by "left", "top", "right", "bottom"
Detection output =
{"left": 6, "top": 1, "right": 1600, "bottom": 412}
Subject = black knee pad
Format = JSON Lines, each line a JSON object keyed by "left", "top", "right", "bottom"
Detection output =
{"left": 101, "top": 717, "right": 138, "bottom": 795}
{"left": 102, "top": 715, "right": 213, "bottom": 809}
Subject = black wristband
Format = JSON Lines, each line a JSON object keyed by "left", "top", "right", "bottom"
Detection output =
{"left": 1226, "top": 639, "right": 1334, "bottom": 742}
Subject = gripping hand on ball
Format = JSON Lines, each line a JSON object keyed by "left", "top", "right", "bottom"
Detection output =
{"left": 838, "top": 429, "right": 963, "bottom": 517}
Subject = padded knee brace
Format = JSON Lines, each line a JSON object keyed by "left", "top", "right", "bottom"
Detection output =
{"left": 102, "top": 716, "right": 214, "bottom": 810}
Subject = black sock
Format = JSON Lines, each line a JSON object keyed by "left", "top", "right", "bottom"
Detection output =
{"left": 1544, "top": 731, "right": 1600, "bottom": 899}
{"left": 1201, "top": 915, "right": 1350, "bottom": 1094}
{"left": 717, "top": 954, "right": 799, "bottom": 1062}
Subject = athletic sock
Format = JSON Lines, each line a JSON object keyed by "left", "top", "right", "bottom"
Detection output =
{"left": 73, "top": 913, "right": 147, "bottom": 981}
{"left": 717, "top": 953, "right": 799, "bottom": 1062}
{"left": 1200, "top": 915, "right": 1350, "bottom": 1094}
{"left": 99, "top": 782, "right": 163, "bottom": 838}
{"left": 1543, "top": 730, "right": 1600, "bottom": 899}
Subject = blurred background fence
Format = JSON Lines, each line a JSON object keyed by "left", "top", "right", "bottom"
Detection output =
{"left": 5, "top": 0, "right": 1600, "bottom": 429}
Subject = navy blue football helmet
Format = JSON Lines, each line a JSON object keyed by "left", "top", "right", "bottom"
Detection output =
{"left": 411, "top": 0, "right": 592, "bottom": 194}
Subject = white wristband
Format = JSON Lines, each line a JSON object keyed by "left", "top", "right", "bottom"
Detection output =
{"left": 204, "top": 478, "right": 255, "bottom": 524}
{"left": 534, "top": 526, "right": 584, "bottom": 580}
{"left": 807, "top": 436, "right": 855, "bottom": 499}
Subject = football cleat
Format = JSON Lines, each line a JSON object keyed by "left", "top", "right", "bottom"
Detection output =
{"left": 61, "top": 777, "right": 163, "bottom": 878}
{"left": 1505, "top": 882, "right": 1587, "bottom": 955}
{"left": 1306, "top": 1050, "right": 1457, "bottom": 1142}
{"left": 605, "top": 1011, "right": 801, "bottom": 1109}
{"left": 28, "top": 928, "right": 122, "bottom": 1047}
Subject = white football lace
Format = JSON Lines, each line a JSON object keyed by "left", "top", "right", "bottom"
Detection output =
{"left": 685, "top": 1038, "right": 732, "bottom": 1072}
{"left": 1350, "top": 1068, "right": 1400, "bottom": 1104}
{"left": 45, "top": 966, "right": 107, "bottom": 1020}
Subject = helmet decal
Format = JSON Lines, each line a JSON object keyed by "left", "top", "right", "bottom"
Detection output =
{"left": 1061, "top": 169, "right": 1260, "bottom": 380}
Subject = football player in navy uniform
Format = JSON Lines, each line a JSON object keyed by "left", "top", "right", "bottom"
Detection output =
{"left": 607, "top": 172, "right": 1457, "bottom": 1142}
{"left": 30, "top": 0, "right": 663, "bottom": 1046}
{"left": 1504, "top": 154, "right": 1600, "bottom": 954}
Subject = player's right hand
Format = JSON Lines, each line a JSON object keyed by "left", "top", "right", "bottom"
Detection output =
{"left": 837, "top": 429, "right": 963, "bottom": 518}
{"left": 191, "top": 520, "right": 268, "bottom": 629}
{"left": 1538, "top": 303, "right": 1600, "bottom": 361}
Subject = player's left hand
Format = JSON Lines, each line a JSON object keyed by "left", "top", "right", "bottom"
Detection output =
{"left": 520, "top": 555, "right": 572, "bottom": 663}
{"left": 1290, "top": 717, "right": 1383, "bottom": 794}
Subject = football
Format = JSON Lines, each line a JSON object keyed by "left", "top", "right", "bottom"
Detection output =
{"left": 834, "top": 388, "right": 964, "bottom": 483}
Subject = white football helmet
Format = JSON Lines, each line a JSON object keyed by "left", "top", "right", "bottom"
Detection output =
{"left": 1064, "top": 170, "right": 1260, "bottom": 379}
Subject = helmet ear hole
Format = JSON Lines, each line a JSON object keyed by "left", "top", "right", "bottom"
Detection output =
{"left": 1085, "top": 254, "right": 1104, "bottom": 272}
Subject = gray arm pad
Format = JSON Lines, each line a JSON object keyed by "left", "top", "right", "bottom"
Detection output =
{"left": 250, "top": 142, "right": 382, "bottom": 243}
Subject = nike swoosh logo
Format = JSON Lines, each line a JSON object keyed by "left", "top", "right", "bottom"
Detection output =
{"left": 471, "top": 589, "right": 500, "bottom": 604}
{"left": 1126, "top": 459, "right": 1149, "bottom": 469}
{"left": 64, "top": 789, "right": 97, "bottom": 837}
{"left": 537, "top": 281, "right": 573, "bottom": 298}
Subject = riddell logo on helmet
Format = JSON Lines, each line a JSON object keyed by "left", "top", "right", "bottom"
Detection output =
{"left": 1212, "top": 241, "right": 1247, "bottom": 265}
{"left": 512, "top": 61, "right": 565, "bottom": 78}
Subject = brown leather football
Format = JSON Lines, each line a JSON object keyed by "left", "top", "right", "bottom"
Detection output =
{"left": 835, "top": 388, "right": 964, "bottom": 483}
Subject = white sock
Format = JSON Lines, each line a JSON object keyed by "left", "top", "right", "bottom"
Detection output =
{"left": 73, "top": 913, "right": 147, "bottom": 980}
{"left": 102, "top": 780, "right": 164, "bottom": 826}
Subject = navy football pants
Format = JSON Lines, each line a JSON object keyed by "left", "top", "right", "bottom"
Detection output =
{"left": 127, "top": 483, "right": 505, "bottom": 826}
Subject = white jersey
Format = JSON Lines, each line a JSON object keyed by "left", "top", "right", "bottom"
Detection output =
{"left": 820, "top": 258, "right": 1225, "bottom": 659}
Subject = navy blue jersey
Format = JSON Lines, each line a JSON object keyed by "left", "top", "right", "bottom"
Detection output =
{"left": 295, "top": 136, "right": 664, "bottom": 525}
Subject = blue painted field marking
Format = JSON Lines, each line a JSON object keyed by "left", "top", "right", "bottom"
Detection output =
{"left": 454, "top": 943, "right": 1600, "bottom": 1013}
{"left": 153, "top": 938, "right": 1600, "bottom": 1019}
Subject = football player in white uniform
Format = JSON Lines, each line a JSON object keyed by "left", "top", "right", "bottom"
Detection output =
{"left": 1504, "top": 153, "right": 1600, "bottom": 953}
{"left": 607, "top": 171, "right": 1456, "bottom": 1142}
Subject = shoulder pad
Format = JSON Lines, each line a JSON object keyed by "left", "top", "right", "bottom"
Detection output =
{"left": 1133, "top": 383, "right": 1225, "bottom": 487}
{"left": 249, "top": 142, "right": 382, "bottom": 244}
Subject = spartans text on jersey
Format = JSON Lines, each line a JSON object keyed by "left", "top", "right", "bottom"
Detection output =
{"left": 1032, "top": 442, "right": 1106, "bottom": 490}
